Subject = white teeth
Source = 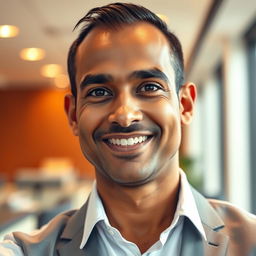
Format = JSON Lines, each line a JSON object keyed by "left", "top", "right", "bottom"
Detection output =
{"left": 120, "top": 139, "right": 127, "bottom": 146}
{"left": 108, "top": 136, "right": 148, "bottom": 146}
{"left": 127, "top": 138, "right": 134, "bottom": 145}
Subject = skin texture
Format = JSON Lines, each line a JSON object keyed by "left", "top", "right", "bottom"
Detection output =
{"left": 65, "top": 22, "right": 196, "bottom": 253}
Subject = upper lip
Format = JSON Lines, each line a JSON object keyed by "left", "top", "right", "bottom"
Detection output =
{"left": 101, "top": 132, "right": 153, "bottom": 140}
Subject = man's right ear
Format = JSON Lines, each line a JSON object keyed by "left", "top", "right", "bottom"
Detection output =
{"left": 64, "top": 94, "right": 78, "bottom": 136}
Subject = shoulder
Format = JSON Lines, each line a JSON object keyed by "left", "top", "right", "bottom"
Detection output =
{"left": 191, "top": 187, "right": 256, "bottom": 229}
{"left": 208, "top": 198, "right": 256, "bottom": 226}
{"left": 15, "top": 209, "right": 77, "bottom": 238}
{"left": 1, "top": 209, "right": 77, "bottom": 256}
{"left": 208, "top": 198, "right": 256, "bottom": 249}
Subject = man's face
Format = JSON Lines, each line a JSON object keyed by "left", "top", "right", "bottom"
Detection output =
{"left": 66, "top": 22, "right": 195, "bottom": 186}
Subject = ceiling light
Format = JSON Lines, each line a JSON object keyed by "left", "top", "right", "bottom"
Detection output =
{"left": 0, "top": 25, "right": 19, "bottom": 38}
{"left": 156, "top": 14, "right": 169, "bottom": 24}
{"left": 54, "top": 74, "right": 69, "bottom": 89}
{"left": 20, "top": 48, "right": 45, "bottom": 61}
{"left": 40, "top": 64, "right": 62, "bottom": 78}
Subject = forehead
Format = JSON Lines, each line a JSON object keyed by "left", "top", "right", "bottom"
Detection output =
{"left": 75, "top": 22, "right": 174, "bottom": 85}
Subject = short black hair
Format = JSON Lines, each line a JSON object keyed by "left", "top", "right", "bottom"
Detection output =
{"left": 67, "top": 2, "right": 184, "bottom": 97}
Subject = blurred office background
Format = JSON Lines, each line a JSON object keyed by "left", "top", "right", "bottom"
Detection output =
{"left": 0, "top": 0, "right": 255, "bottom": 238}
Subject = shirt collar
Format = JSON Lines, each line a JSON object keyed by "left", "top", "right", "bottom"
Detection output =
{"left": 80, "top": 170, "right": 206, "bottom": 249}
{"left": 177, "top": 169, "right": 206, "bottom": 240}
{"left": 158, "top": 170, "right": 206, "bottom": 244}
{"left": 80, "top": 181, "right": 107, "bottom": 249}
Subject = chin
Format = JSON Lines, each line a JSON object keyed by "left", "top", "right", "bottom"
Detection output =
{"left": 108, "top": 171, "right": 157, "bottom": 188}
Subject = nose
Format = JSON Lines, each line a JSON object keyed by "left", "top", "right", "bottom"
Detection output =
{"left": 108, "top": 97, "right": 143, "bottom": 127}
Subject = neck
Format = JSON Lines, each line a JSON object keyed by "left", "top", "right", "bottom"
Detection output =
{"left": 96, "top": 167, "right": 181, "bottom": 253}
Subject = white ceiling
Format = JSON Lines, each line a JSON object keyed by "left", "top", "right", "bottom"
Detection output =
{"left": 0, "top": 0, "right": 255, "bottom": 89}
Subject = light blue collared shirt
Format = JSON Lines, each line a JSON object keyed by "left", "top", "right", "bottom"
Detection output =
{"left": 80, "top": 170, "right": 206, "bottom": 255}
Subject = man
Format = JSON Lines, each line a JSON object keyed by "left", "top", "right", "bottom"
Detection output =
{"left": 1, "top": 2, "right": 256, "bottom": 256}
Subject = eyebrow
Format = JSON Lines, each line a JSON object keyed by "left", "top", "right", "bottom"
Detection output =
{"left": 80, "top": 74, "right": 113, "bottom": 91}
{"left": 129, "top": 68, "right": 170, "bottom": 83}
{"left": 79, "top": 68, "right": 170, "bottom": 91}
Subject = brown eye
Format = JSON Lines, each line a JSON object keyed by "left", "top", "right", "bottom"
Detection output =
{"left": 87, "top": 88, "right": 112, "bottom": 97}
{"left": 139, "top": 83, "right": 163, "bottom": 92}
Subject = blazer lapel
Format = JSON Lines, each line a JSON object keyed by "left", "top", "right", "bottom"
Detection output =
{"left": 56, "top": 196, "right": 109, "bottom": 256}
{"left": 57, "top": 200, "right": 88, "bottom": 256}
{"left": 57, "top": 227, "right": 102, "bottom": 256}
{"left": 202, "top": 224, "right": 229, "bottom": 256}
{"left": 180, "top": 188, "right": 229, "bottom": 256}
{"left": 57, "top": 229, "right": 85, "bottom": 256}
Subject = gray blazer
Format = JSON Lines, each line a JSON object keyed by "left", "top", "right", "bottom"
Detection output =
{"left": 13, "top": 189, "right": 256, "bottom": 256}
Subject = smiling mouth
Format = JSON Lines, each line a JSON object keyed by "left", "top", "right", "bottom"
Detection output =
{"left": 109, "top": 135, "right": 148, "bottom": 146}
{"left": 102, "top": 134, "right": 153, "bottom": 153}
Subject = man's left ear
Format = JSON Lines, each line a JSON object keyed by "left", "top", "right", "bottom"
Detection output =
{"left": 178, "top": 82, "right": 197, "bottom": 125}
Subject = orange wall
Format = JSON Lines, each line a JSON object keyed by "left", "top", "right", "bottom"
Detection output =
{"left": 0, "top": 88, "right": 95, "bottom": 181}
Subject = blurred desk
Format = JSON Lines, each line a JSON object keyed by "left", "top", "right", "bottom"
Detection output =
{"left": 15, "top": 175, "right": 62, "bottom": 189}
{"left": 0, "top": 179, "right": 92, "bottom": 238}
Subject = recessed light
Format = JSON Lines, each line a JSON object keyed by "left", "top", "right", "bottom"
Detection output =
{"left": 40, "top": 64, "right": 62, "bottom": 78}
{"left": 0, "top": 25, "right": 19, "bottom": 38}
{"left": 20, "top": 48, "right": 45, "bottom": 61}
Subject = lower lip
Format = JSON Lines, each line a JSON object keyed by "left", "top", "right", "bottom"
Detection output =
{"left": 104, "top": 137, "right": 153, "bottom": 153}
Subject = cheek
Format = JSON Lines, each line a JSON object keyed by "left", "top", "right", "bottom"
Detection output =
{"left": 148, "top": 99, "right": 180, "bottom": 127}
{"left": 147, "top": 99, "right": 181, "bottom": 144}
{"left": 78, "top": 105, "right": 106, "bottom": 136}
{"left": 77, "top": 107, "right": 105, "bottom": 158}
{"left": 78, "top": 119, "right": 95, "bottom": 164}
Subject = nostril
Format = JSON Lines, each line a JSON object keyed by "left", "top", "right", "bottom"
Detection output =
{"left": 108, "top": 106, "right": 143, "bottom": 127}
